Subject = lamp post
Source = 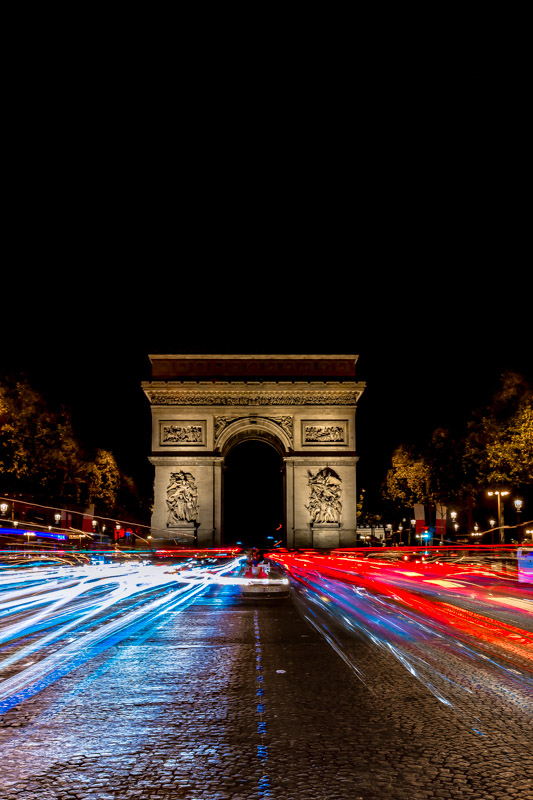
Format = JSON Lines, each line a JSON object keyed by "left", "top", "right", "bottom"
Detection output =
{"left": 471, "top": 523, "right": 482, "bottom": 543}
{"left": 487, "top": 490, "right": 509, "bottom": 544}
{"left": 450, "top": 511, "right": 457, "bottom": 540}
{"left": 514, "top": 499, "right": 523, "bottom": 540}
{"left": 26, "top": 531, "right": 36, "bottom": 554}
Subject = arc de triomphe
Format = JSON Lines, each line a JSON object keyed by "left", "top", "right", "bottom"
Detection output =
{"left": 142, "top": 355, "right": 366, "bottom": 549}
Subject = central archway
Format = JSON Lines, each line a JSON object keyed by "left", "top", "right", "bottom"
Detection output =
{"left": 223, "top": 440, "right": 284, "bottom": 548}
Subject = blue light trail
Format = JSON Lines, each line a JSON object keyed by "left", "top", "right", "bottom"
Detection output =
{"left": 0, "top": 557, "right": 242, "bottom": 713}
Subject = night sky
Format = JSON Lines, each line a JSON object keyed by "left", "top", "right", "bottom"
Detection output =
{"left": 2, "top": 279, "right": 530, "bottom": 506}
{"left": 2, "top": 63, "right": 529, "bottom": 508}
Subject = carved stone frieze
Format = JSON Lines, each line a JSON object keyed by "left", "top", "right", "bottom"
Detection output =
{"left": 160, "top": 421, "right": 206, "bottom": 446}
{"left": 302, "top": 420, "right": 348, "bottom": 445}
{"left": 146, "top": 389, "right": 358, "bottom": 406}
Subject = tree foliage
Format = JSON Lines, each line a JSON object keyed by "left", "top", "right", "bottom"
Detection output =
{"left": 384, "top": 444, "right": 431, "bottom": 507}
{"left": 0, "top": 376, "right": 142, "bottom": 515}
{"left": 463, "top": 371, "right": 533, "bottom": 492}
{"left": 382, "top": 371, "right": 533, "bottom": 518}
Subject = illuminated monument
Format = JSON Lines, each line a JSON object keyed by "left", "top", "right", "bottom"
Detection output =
{"left": 142, "top": 355, "right": 365, "bottom": 549}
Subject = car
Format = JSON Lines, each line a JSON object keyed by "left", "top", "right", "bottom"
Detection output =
{"left": 238, "top": 575, "right": 291, "bottom": 600}
{"left": 237, "top": 560, "right": 291, "bottom": 600}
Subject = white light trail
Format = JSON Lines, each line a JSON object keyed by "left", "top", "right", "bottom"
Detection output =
{"left": 0, "top": 557, "right": 242, "bottom": 713}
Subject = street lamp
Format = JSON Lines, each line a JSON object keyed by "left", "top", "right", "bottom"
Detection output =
{"left": 450, "top": 511, "right": 458, "bottom": 540}
{"left": 471, "top": 523, "right": 482, "bottom": 542}
{"left": 514, "top": 499, "right": 524, "bottom": 542}
{"left": 487, "top": 490, "right": 509, "bottom": 544}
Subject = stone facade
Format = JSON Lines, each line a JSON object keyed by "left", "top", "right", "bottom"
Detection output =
{"left": 142, "top": 355, "right": 365, "bottom": 549}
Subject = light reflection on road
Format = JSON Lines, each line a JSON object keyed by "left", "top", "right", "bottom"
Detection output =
{"left": 269, "top": 549, "right": 533, "bottom": 735}
{"left": 0, "top": 557, "right": 242, "bottom": 713}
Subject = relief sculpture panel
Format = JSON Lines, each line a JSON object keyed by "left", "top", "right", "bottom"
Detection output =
{"left": 166, "top": 470, "right": 199, "bottom": 526}
{"left": 302, "top": 420, "right": 348, "bottom": 446}
{"left": 159, "top": 421, "right": 206, "bottom": 446}
{"left": 306, "top": 467, "right": 342, "bottom": 524}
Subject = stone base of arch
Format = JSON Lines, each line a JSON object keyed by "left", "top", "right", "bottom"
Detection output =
{"left": 285, "top": 456, "right": 357, "bottom": 549}
{"left": 150, "top": 456, "right": 224, "bottom": 548}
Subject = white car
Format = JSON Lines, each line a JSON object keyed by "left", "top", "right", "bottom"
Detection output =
{"left": 238, "top": 560, "right": 291, "bottom": 600}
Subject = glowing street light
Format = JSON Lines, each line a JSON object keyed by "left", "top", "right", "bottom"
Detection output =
{"left": 487, "top": 490, "right": 509, "bottom": 544}
{"left": 471, "top": 523, "right": 482, "bottom": 541}
{"left": 450, "top": 511, "right": 458, "bottom": 539}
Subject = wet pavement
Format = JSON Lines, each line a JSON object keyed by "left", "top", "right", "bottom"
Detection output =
{"left": 0, "top": 582, "right": 532, "bottom": 800}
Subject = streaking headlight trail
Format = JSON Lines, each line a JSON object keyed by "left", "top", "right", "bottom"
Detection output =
{"left": 0, "top": 557, "right": 241, "bottom": 713}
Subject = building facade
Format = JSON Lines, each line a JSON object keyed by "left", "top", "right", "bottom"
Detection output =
{"left": 142, "top": 355, "right": 366, "bottom": 549}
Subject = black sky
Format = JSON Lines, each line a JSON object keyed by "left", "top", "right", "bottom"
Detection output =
{"left": 2, "top": 277, "right": 530, "bottom": 502}
{"left": 2, "top": 61, "right": 529, "bottom": 499}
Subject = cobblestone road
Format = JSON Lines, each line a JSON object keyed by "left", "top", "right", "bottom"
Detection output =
{"left": 0, "top": 583, "right": 532, "bottom": 800}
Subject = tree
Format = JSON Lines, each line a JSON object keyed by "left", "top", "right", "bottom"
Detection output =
{"left": 87, "top": 450, "right": 122, "bottom": 511}
{"left": 384, "top": 444, "right": 431, "bottom": 509}
{"left": 0, "top": 377, "right": 88, "bottom": 503}
{"left": 1, "top": 376, "right": 149, "bottom": 518}
{"left": 463, "top": 371, "right": 533, "bottom": 493}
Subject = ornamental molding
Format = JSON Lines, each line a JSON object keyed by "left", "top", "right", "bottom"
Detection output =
{"left": 215, "top": 415, "right": 293, "bottom": 444}
{"left": 144, "top": 387, "right": 360, "bottom": 407}
{"left": 150, "top": 456, "right": 224, "bottom": 467}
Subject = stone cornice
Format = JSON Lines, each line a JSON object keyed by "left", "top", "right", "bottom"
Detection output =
{"left": 143, "top": 381, "right": 365, "bottom": 407}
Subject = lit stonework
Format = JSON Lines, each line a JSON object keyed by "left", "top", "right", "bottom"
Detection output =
{"left": 142, "top": 355, "right": 365, "bottom": 549}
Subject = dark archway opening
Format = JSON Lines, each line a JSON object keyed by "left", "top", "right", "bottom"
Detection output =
{"left": 223, "top": 439, "right": 284, "bottom": 548}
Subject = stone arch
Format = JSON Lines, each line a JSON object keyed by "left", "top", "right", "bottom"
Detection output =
{"left": 222, "top": 437, "right": 285, "bottom": 546}
{"left": 144, "top": 354, "right": 365, "bottom": 549}
{"left": 216, "top": 416, "right": 291, "bottom": 457}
